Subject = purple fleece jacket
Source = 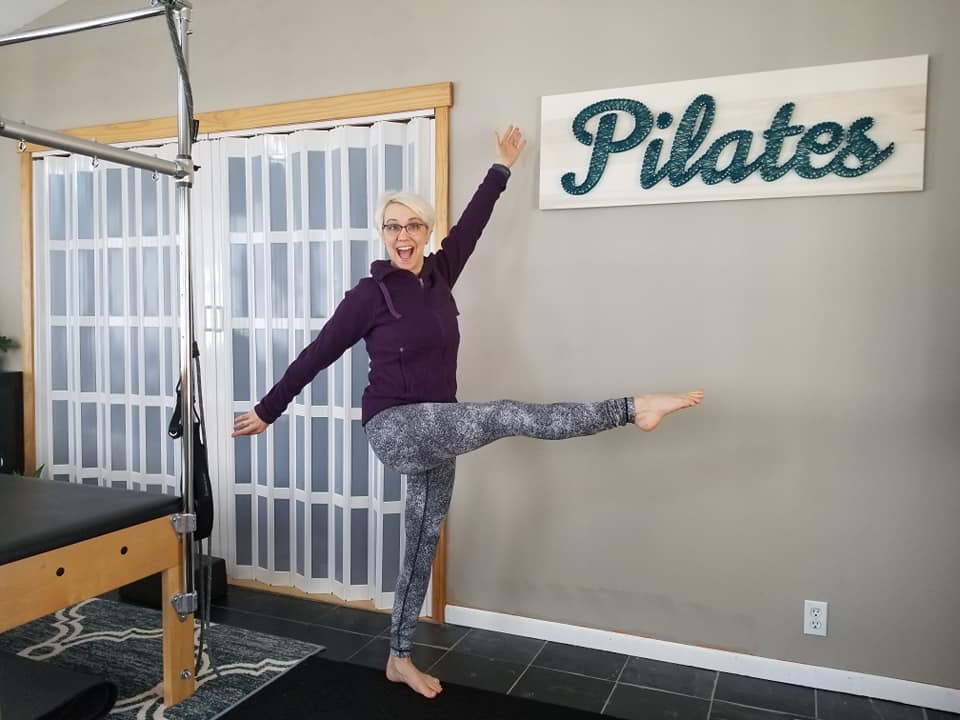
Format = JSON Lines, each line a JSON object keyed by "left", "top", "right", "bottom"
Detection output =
{"left": 255, "top": 164, "right": 510, "bottom": 426}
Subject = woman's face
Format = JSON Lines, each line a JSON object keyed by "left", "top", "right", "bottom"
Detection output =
{"left": 381, "top": 202, "right": 430, "bottom": 275}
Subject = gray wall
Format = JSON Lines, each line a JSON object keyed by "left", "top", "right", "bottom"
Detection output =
{"left": 2, "top": 0, "right": 957, "bottom": 689}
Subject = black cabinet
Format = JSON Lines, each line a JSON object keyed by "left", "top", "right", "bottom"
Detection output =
{"left": 0, "top": 371, "right": 25, "bottom": 475}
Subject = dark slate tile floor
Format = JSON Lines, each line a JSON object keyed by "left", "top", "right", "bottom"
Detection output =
{"left": 112, "top": 586, "right": 958, "bottom": 719}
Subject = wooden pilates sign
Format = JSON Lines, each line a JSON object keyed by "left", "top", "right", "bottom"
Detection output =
{"left": 538, "top": 55, "right": 927, "bottom": 209}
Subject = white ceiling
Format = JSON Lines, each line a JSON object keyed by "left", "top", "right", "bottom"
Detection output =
{"left": 0, "top": 0, "right": 71, "bottom": 36}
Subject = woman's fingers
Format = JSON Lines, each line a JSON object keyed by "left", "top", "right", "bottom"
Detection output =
{"left": 231, "top": 410, "right": 265, "bottom": 437}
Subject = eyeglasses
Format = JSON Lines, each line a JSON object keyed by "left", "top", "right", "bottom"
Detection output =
{"left": 382, "top": 222, "right": 428, "bottom": 236}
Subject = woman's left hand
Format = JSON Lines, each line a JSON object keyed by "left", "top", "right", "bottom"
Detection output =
{"left": 494, "top": 124, "right": 527, "bottom": 169}
{"left": 232, "top": 409, "right": 268, "bottom": 438}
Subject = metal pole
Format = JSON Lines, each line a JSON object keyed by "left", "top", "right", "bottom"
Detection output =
{"left": 0, "top": 7, "right": 166, "bottom": 47}
{"left": 174, "top": 5, "right": 197, "bottom": 601}
{"left": 0, "top": 118, "right": 184, "bottom": 176}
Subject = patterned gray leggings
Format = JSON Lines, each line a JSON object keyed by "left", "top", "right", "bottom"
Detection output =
{"left": 364, "top": 397, "right": 636, "bottom": 658}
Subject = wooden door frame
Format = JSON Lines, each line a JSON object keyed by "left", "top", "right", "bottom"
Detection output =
{"left": 19, "top": 81, "right": 453, "bottom": 622}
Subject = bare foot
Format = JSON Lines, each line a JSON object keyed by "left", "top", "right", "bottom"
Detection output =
{"left": 386, "top": 655, "right": 443, "bottom": 698}
{"left": 633, "top": 391, "right": 704, "bottom": 431}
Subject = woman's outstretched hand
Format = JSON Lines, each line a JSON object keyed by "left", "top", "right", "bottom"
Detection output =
{"left": 495, "top": 124, "right": 527, "bottom": 168}
{"left": 232, "top": 409, "right": 268, "bottom": 438}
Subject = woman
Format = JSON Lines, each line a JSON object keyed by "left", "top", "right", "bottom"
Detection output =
{"left": 232, "top": 124, "right": 704, "bottom": 698}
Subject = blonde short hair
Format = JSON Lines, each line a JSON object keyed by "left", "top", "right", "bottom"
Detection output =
{"left": 374, "top": 191, "right": 436, "bottom": 237}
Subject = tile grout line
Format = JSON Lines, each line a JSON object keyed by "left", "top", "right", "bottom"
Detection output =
{"left": 618, "top": 680, "right": 717, "bottom": 702}
{"left": 424, "top": 628, "right": 471, "bottom": 674}
{"left": 506, "top": 639, "right": 548, "bottom": 696}
{"left": 531, "top": 663, "right": 631, "bottom": 684}
{"left": 378, "top": 626, "right": 474, "bottom": 652}
{"left": 215, "top": 603, "right": 388, "bottom": 638}
{"left": 706, "top": 670, "right": 720, "bottom": 718}
{"left": 711, "top": 698, "right": 818, "bottom": 718}
{"left": 344, "top": 633, "right": 381, "bottom": 662}
{"left": 212, "top": 594, "right": 342, "bottom": 622}
{"left": 814, "top": 688, "right": 818, "bottom": 718}
{"left": 600, "top": 655, "right": 630, "bottom": 715}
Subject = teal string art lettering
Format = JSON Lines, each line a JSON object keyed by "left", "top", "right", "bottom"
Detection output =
{"left": 700, "top": 130, "right": 760, "bottom": 185}
{"left": 561, "top": 99, "right": 653, "bottom": 195}
{"left": 759, "top": 103, "right": 806, "bottom": 181}
{"left": 829, "top": 116, "right": 895, "bottom": 177}
{"left": 667, "top": 94, "right": 715, "bottom": 186}
{"left": 640, "top": 112, "right": 674, "bottom": 189}
{"left": 794, "top": 121, "right": 845, "bottom": 179}
{"left": 560, "top": 95, "right": 895, "bottom": 195}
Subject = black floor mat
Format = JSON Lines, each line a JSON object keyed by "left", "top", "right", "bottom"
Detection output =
{"left": 0, "top": 650, "right": 117, "bottom": 720}
{"left": 219, "top": 654, "right": 605, "bottom": 719}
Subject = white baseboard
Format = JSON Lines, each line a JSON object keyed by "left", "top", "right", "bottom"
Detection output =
{"left": 444, "top": 605, "right": 960, "bottom": 714}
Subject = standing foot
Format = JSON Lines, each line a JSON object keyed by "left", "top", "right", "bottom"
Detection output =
{"left": 386, "top": 655, "right": 443, "bottom": 699}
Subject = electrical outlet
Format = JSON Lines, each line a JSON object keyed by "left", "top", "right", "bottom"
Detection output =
{"left": 804, "top": 600, "right": 828, "bottom": 636}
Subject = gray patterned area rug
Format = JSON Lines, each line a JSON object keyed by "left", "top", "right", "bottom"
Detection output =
{"left": 0, "top": 598, "right": 320, "bottom": 719}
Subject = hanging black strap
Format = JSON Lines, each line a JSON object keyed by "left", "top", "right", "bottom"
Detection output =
{"left": 168, "top": 341, "right": 214, "bottom": 541}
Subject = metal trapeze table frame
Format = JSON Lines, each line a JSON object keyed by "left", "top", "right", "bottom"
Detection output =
{"left": 0, "top": 2, "right": 201, "bottom": 698}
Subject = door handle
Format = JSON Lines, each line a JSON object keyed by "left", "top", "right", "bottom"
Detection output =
{"left": 203, "top": 305, "right": 225, "bottom": 332}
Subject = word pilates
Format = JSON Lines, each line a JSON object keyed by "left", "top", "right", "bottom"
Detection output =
{"left": 561, "top": 94, "right": 895, "bottom": 195}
